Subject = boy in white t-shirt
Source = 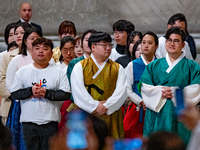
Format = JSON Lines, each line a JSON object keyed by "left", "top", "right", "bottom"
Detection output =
{"left": 10, "top": 37, "right": 71, "bottom": 150}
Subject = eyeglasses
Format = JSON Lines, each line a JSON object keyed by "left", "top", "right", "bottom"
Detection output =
{"left": 62, "top": 48, "right": 74, "bottom": 53}
{"left": 113, "top": 31, "right": 124, "bottom": 36}
{"left": 94, "top": 44, "right": 114, "bottom": 49}
{"left": 166, "top": 39, "right": 181, "bottom": 45}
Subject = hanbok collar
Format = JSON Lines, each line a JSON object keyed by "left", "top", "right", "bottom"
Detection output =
{"left": 166, "top": 52, "right": 185, "bottom": 73}
{"left": 83, "top": 54, "right": 87, "bottom": 59}
{"left": 20, "top": 18, "right": 31, "bottom": 24}
{"left": 141, "top": 54, "right": 155, "bottom": 66}
{"left": 91, "top": 54, "right": 109, "bottom": 79}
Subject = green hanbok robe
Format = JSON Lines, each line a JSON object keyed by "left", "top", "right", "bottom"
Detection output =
{"left": 139, "top": 54, "right": 200, "bottom": 144}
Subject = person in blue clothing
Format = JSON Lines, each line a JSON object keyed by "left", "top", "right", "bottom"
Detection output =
{"left": 124, "top": 31, "right": 158, "bottom": 138}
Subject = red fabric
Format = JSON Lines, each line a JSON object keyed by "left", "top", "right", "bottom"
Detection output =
{"left": 58, "top": 100, "right": 72, "bottom": 130}
{"left": 123, "top": 102, "right": 145, "bottom": 139}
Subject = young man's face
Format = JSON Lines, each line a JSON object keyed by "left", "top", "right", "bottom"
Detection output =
{"left": 92, "top": 41, "right": 113, "bottom": 60}
{"left": 113, "top": 30, "right": 127, "bottom": 46}
{"left": 32, "top": 43, "right": 53, "bottom": 65}
{"left": 165, "top": 34, "right": 185, "bottom": 57}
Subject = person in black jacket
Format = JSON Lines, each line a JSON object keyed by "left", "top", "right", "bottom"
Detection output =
{"left": 16, "top": 2, "right": 42, "bottom": 35}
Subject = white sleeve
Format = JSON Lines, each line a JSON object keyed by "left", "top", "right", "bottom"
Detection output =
{"left": 156, "top": 37, "right": 167, "bottom": 58}
{"left": 11, "top": 70, "right": 23, "bottom": 93}
{"left": 6, "top": 57, "right": 18, "bottom": 92}
{"left": 58, "top": 69, "right": 71, "bottom": 93}
{"left": 71, "top": 62, "right": 99, "bottom": 114}
{"left": 183, "top": 42, "right": 193, "bottom": 60}
{"left": 183, "top": 84, "right": 200, "bottom": 106}
{"left": 103, "top": 65, "right": 126, "bottom": 115}
{"left": 126, "top": 62, "right": 143, "bottom": 105}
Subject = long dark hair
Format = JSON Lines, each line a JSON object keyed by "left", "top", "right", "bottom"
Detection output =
{"left": 131, "top": 40, "right": 141, "bottom": 60}
{"left": 20, "top": 27, "right": 42, "bottom": 56}
{"left": 125, "top": 31, "right": 143, "bottom": 59}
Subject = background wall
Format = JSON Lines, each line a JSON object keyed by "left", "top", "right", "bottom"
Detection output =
{"left": 0, "top": 0, "right": 200, "bottom": 59}
{"left": 1, "top": 0, "right": 200, "bottom": 34}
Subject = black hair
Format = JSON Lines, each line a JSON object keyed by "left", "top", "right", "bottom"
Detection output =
{"left": 7, "top": 41, "right": 18, "bottom": 52}
{"left": 4, "top": 22, "right": 16, "bottom": 45}
{"left": 32, "top": 37, "right": 54, "bottom": 50}
{"left": 14, "top": 22, "right": 32, "bottom": 34}
{"left": 81, "top": 29, "right": 97, "bottom": 47}
{"left": 0, "top": 122, "right": 12, "bottom": 150}
{"left": 167, "top": 13, "right": 188, "bottom": 35}
{"left": 131, "top": 40, "right": 141, "bottom": 60}
{"left": 88, "top": 32, "right": 112, "bottom": 50}
{"left": 143, "top": 31, "right": 159, "bottom": 46}
{"left": 146, "top": 131, "right": 186, "bottom": 150}
{"left": 165, "top": 27, "right": 186, "bottom": 42}
{"left": 59, "top": 36, "right": 76, "bottom": 62}
{"left": 125, "top": 31, "right": 143, "bottom": 59}
{"left": 20, "top": 27, "right": 42, "bottom": 56}
{"left": 113, "top": 20, "right": 135, "bottom": 34}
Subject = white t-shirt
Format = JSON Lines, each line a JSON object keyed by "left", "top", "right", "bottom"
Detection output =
{"left": 11, "top": 63, "right": 71, "bottom": 125}
{"left": 109, "top": 47, "right": 126, "bottom": 61}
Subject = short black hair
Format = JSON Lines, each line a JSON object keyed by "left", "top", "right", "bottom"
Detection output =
{"left": 4, "top": 22, "right": 16, "bottom": 45}
{"left": 88, "top": 32, "right": 112, "bottom": 50}
{"left": 146, "top": 131, "right": 186, "bottom": 150}
{"left": 165, "top": 27, "right": 186, "bottom": 42}
{"left": 167, "top": 13, "right": 188, "bottom": 35}
{"left": 81, "top": 29, "right": 97, "bottom": 47}
{"left": 7, "top": 41, "right": 18, "bottom": 52}
{"left": 143, "top": 31, "right": 159, "bottom": 46}
{"left": 59, "top": 36, "right": 75, "bottom": 62}
{"left": 113, "top": 20, "right": 135, "bottom": 34}
{"left": 32, "top": 37, "right": 54, "bottom": 50}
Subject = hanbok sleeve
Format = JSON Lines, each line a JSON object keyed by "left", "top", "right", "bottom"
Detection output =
{"left": 6, "top": 57, "right": 18, "bottom": 92}
{"left": 71, "top": 62, "right": 99, "bottom": 114}
{"left": 126, "top": 62, "right": 143, "bottom": 105}
{"left": 103, "top": 65, "right": 126, "bottom": 115}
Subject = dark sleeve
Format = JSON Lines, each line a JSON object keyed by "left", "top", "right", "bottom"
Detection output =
{"left": 45, "top": 89, "right": 71, "bottom": 101}
{"left": 9, "top": 87, "right": 33, "bottom": 100}
{"left": 186, "top": 35, "right": 196, "bottom": 60}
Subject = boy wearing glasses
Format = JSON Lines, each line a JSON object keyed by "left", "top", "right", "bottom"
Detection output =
{"left": 139, "top": 27, "right": 200, "bottom": 144}
{"left": 109, "top": 19, "right": 135, "bottom": 61}
{"left": 71, "top": 32, "right": 126, "bottom": 139}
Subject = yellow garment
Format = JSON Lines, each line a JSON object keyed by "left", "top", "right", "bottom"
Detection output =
{"left": 80, "top": 57, "right": 124, "bottom": 139}
{"left": 52, "top": 46, "right": 61, "bottom": 63}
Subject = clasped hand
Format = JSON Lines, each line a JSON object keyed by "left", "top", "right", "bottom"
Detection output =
{"left": 32, "top": 83, "right": 46, "bottom": 98}
{"left": 92, "top": 101, "right": 108, "bottom": 117}
{"left": 161, "top": 86, "right": 173, "bottom": 99}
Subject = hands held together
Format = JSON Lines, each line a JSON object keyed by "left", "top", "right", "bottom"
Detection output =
{"left": 92, "top": 101, "right": 108, "bottom": 117}
{"left": 161, "top": 86, "right": 173, "bottom": 99}
{"left": 32, "top": 83, "right": 46, "bottom": 98}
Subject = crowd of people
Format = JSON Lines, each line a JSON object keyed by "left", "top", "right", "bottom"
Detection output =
{"left": 0, "top": 2, "right": 200, "bottom": 150}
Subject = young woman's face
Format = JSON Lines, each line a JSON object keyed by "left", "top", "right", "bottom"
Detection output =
{"left": 61, "top": 42, "right": 76, "bottom": 64}
{"left": 83, "top": 33, "right": 92, "bottom": 54}
{"left": 129, "top": 35, "right": 141, "bottom": 54}
{"left": 25, "top": 32, "right": 40, "bottom": 51}
{"left": 74, "top": 39, "right": 83, "bottom": 57}
{"left": 14, "top": 26, "right": 25, "bottom": 47}
{"left": 8, "top": 28, "right": 15, "bottom": 44}
{"left": 135, "top": 44, "right": 142, "bottom": 59}
{"left": 141, "top": 35, "right": 157, "bottom": 57}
